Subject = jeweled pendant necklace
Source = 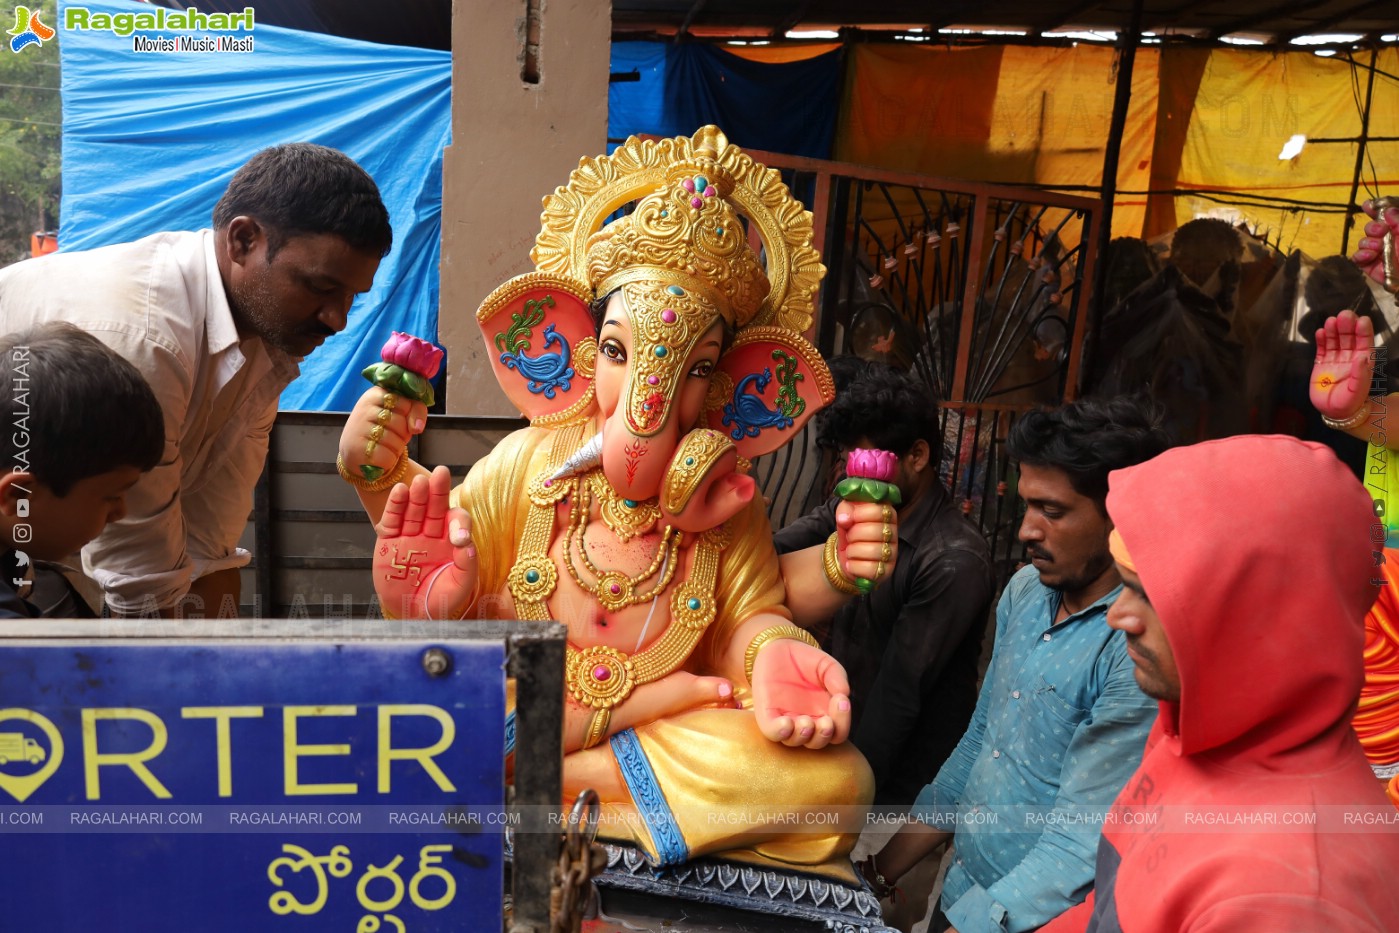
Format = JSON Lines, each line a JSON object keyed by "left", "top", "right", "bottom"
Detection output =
{"left": 586, "top": 470, "right": 660, "bottom": 542}
{"left": 561, "top": 478, "right": 681, "bottom": 613}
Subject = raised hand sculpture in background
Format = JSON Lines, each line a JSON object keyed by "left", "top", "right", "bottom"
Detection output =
{"left": 1310, "top": 309, "right": 1376, "bottom": 428}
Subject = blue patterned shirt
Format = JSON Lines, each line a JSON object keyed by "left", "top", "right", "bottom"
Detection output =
{"left": 911, "top": 565, "right": 1156, "bottom": 933}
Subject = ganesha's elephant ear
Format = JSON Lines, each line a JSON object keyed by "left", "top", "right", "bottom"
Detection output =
{"left": 476, "top": 272, "right": 599, "bottom": 425}
{"left": 704, "top": 327, "right": 835, "bottom": 459}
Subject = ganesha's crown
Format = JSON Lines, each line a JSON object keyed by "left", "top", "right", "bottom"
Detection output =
{"left": 585, "top": 141, "right": 769, "bottom": 329}
{"left": 531, "top": 126, "right": 825, "bottom": 337}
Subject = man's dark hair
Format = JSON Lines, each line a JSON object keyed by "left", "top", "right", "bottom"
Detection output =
{"left": 1007, "top": 396, "right": 1170, "bottom": 511}
{"left": 816, "top": 358, "right": 939, "bottom": 458}
{"left": 825, "top": 354, "right": 873, "bottom": 395}
{"left": 0, "top": 323, "right": 165, "bottom": 496}
{"left": 212, "top": 143, "right": 393, "bottom": 260}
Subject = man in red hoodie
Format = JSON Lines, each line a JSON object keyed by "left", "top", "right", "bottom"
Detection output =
{"left": 1044, "top": 435, "right": 1399, "bottom": 932}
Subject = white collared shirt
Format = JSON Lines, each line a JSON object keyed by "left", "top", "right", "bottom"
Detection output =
{"left": 0, "top": 229, "right": 299, "bottom": 612}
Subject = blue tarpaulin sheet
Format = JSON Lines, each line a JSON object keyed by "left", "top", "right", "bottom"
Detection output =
{"left": 57, "top": 0, "right": 451, "bottom": 411}
{"left": 609, "top": 41, "right": 841, "bottom": 160}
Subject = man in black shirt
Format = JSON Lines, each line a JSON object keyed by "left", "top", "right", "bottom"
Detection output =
{"left": 774, "top": 361, "right": 993, "bottom": 806}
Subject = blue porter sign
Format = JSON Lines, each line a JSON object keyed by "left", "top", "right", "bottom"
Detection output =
{"left": 0, "top": 621, "right": 512, "bottom": 931}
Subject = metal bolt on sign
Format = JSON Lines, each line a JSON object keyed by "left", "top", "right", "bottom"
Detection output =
{"left": 421, "top": 647, "right": 452, "bottom": 676}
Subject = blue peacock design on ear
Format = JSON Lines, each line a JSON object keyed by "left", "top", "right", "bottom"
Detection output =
{"left": 722, "top": 350, "right": 806, "bottom": 439}
{"left": 496, "top": 295, "right": 575, "bottom": 398}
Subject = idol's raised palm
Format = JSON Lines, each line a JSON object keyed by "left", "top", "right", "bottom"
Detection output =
{"left": 372, "top": 466, "right": 477, "bottom": 620}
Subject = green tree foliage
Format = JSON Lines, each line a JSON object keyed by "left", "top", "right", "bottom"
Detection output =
{"left": 0, "top": 34, "right": 61, "bottom": 266}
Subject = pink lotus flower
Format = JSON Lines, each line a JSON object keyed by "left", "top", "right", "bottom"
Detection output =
{"left": 847, "top": 448, "right": 898, "bottom": 482}
{"left": 381, "top": 332, "right": 444, "bottom": 379}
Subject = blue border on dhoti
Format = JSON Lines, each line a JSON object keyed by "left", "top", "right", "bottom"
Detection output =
{"left": 609, "top": 727, "right": 689, "bottom": 865}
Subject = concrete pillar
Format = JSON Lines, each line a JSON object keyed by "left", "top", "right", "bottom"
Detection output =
{"left": 439, "top": 0, "right": 612, "bottom": 415}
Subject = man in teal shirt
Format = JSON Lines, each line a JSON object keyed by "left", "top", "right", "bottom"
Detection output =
{"left": 862, "top": 397, "right": 1168, "bottom": 933}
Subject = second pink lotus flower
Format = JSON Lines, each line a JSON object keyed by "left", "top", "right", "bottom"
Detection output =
{"left": 847, "top": 449, "right": 898, "bottom": 483}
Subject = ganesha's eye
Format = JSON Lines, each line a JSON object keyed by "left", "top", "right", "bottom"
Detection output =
{"left": 689, "top": 359, "right": 714, "bottom": 378}
{"left": 600, "top": 339, "right": 627, "bottom": 363}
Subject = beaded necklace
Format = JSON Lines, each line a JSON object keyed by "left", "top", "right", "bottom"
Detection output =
{"left": 506, "top": 426, "right": 726, "bottom": 711}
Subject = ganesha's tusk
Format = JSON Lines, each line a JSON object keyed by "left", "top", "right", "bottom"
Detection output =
{"left": 547, "top": 431, "right": 604, "bottom": 483}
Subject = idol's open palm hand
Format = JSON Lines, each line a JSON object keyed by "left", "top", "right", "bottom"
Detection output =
{"left": 373, "top": 466, "right": 477, "bottom": 620}
{"left": 751, "top": 641, "right": 852, "bottom": 749}
{"left": 1311, "top": 309, "right": 1374, "bottom": 421}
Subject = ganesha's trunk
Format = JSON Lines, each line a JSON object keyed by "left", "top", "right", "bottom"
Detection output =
{"left": 602, "top": 417, "right": 678, "bottom": 503}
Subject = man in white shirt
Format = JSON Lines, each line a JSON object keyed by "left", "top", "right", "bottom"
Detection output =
{"left": 0, "top": 143, "right": 393, "bottom": 616}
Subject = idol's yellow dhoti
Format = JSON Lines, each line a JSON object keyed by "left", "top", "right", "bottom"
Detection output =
{"left": 586, "top": 708, "right": 872, "bottom": 877}
{"left": 466, "top": 426, "right": 874, "bottom": 878}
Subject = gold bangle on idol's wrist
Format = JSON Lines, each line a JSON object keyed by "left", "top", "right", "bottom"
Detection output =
{"left": 822, "top": 532, "right": 863, "bottom": 596}
{"left": 1322, "top": 401, "right": 1372, "bottom": 431}
{"left": 337, "top": 451, "right": 410, "bottom": 493}
{"left": 582, "top": 708, "right": 611, "bottom": 749}
{"left": 744, "top": 624, "right": 820, "bottom": 685}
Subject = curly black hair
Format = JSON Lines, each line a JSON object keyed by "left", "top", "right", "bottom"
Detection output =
{"left": 1007, "top": 396, "right": 1171, "bottom": 511}
{"left": 816, "top": 357, "right": 938, "bottom": 458}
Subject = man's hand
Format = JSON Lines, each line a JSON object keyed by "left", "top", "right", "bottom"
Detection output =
{"left": 751, "top": 639, "right": 852, "bottom": 748}
{"left": 373, "top": 466, "right": 476, "bottom": 620}
{"left": 1311, "top": 309, "right": 1375, "bottom": 422}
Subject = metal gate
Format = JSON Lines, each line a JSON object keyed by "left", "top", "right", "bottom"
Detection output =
{"left": 744, "top": 149, "right": 1100, "bottom": 586}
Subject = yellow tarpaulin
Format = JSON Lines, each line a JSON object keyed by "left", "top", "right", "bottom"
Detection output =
{"left": 989, "top": 45, "right": 1159, "bottom": 242}
{"left": 835, "top": 43, "right": 1398, "bottom": 260}
{"left": 1172, "top": 47, "right": 1399, "bottom": 260}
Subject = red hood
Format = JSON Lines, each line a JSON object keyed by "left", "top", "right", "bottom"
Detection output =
{"left": 1106, "top": 435, "right": 1376, "bottom": 761}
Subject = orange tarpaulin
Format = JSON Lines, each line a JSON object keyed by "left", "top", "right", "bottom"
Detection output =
{"left": 726, "top": 42, "right": 840, "bottom": 64}
{"left": 837, "top": 44, "right": 1005, "bottom": 181}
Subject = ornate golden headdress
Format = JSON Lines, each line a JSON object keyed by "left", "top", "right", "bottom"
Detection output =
{"left": 532, "top": 126, "right": 825, "bottom": 338}
{"left": 529, "top": 126, "right": 826, "bottom": 437}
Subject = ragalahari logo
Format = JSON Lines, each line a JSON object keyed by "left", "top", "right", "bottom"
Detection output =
{"left": 8, "top": 5, "right": 53, "bottom": 52}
